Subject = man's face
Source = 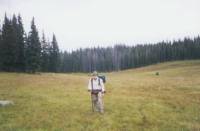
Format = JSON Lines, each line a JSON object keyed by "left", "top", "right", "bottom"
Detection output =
{"left": 92, "top": 75, "right": 98, "bottom": 79}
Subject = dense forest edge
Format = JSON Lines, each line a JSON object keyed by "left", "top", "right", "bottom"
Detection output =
{"left": 0, "top": 14, "right": 200, "bottom": 73}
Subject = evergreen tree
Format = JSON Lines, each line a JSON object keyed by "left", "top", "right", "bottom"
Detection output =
{"left": 11, "top": 15, "right": 18, "bottom": 70}
{"left": 41, "top": 32, "right": 51, "bottom": 72}
{"left": 1, "top": 14, "right": 16, "bottom": 71}
{"left": 0, "top": 22, "right": 2, "bottom": 70}
{"left": 15, "top": 15, "right": 25, "bottom": 71}
{"left": 26, "top": 18, "right": 41, "bottom": 73}
{"left": 49, "top": 34, "right": 59, "bottom": 72}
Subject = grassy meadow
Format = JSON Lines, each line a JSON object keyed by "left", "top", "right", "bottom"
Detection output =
{"left": 0, "top": 60, "right": 200, "bottom": 131}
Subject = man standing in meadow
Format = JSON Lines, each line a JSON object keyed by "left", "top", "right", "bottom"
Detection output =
{"left": 88, "top": 71, "right": 106, "bottom": 113}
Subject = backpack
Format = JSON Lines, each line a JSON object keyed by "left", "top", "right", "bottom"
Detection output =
{"left": 98, "top": 75, "right": 106, "bottom": 83}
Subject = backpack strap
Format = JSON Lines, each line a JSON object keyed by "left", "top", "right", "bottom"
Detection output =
{"left": 91, "top": 79, "right": 93, "bottom": 91}
{"left": 98, "top": 77, "right": 101, "bottom": 86}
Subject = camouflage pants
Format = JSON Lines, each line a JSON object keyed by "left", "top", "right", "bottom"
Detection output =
{"left": 91, "top": 92, "right": 104, "bottom": 113}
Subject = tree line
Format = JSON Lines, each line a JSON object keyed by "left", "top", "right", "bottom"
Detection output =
{"left": 59, "top": 37, "right": 200, "bottom": 72}
{"left": 0, "top": 14, "right": 60, "bottom": 73}
{"left": 0, "top": 14, "right": 200, "bottom": 73}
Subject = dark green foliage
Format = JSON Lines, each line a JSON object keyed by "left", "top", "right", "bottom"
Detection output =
{"left": 0, "top": 14, "right": 60, "bottom": 73}
{"left": 40, "top": 33, "right": 51, "bottom": 72}
{"left": 0, "top": 14, "right": 26, "bottom": 72}
{"left": 1, "top": 14, "right": 16, "bottom": 71}
{"left": 59, "top": 37, "right": 200, "bottom": 72}
{"left": 49, "top": 34, "right": 60, "bottom": 72}
{"left": 15, "top": 15, "right": 26, "bottom": 72}
{"left": 26, "top": 18, "right": 41, "bottom": 73}
{"left": 0, "top": 22, "right": 2, "bottom": 70}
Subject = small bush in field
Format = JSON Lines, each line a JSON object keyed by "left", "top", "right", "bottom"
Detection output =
{"left": 155, "top": 72, "right": 159, "bottom": 76}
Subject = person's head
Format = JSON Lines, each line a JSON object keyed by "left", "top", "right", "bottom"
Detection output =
{"left": 91, "top": 71, "right": 98, "bottom": 78}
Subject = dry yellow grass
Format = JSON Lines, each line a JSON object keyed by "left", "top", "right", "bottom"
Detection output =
{"left": 0, "top": 60, "right": 200, "bottom": 131}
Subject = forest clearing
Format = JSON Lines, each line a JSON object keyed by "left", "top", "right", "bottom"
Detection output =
{"left": 0, "top": 60, "right": 200, "bottom": 131}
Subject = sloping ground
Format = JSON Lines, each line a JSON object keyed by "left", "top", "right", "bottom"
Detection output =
{"left": 0, "top": 60, "right": 200, "bottom": 131}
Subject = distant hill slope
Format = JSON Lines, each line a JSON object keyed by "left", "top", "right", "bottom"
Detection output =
{"left": 111, "top": 60, "right": 200, "bottom": 75}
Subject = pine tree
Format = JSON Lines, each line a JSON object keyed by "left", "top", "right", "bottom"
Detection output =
{"left": 26, "top": 18, "right": 41, "bottom": 73}
{"left": 11, "top": 15, "right": 18, "bottom": 70}
{"left": 1, "top": 14, "right": 16, "bottom": 71}
{"left": 41, "top": 32, "right": 51, "bottom": 72}
{"left": 0, "top": 22, "right": 2, "bottom": 70}
{"left": 15, "top": 14, "right": 25, "bottom": 72}
{"left": 49, "top": 34, "right": 59, "bottom": 72}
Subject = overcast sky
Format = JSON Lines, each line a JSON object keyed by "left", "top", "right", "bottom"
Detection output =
{"left": 0, "top": 0, "right": 199, "bottom": 51}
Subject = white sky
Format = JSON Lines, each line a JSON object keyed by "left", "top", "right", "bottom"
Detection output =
{"left": 0, "top": 0, "right": 200, "bottom": 51}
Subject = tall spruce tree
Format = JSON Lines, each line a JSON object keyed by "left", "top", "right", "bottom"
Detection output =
{"left": 11, "top": 15, "right": 18, "bottom": 70}
{"left": 1, "top": 14, "right": 16, "bottom": 71}
{"left": 15, "top": 15, "right": 25, "bottom": 71}
{"left": 26, "top": 18, "right": 41, "bottom": 73}
{"left": 0, "top": 22, "right": 2, "bottom": 70}
{"left": 41, "top": 32, "right": 51, "bottom": 72}
{"left": 49, "top": 34, "right": 59, "bottom": 72}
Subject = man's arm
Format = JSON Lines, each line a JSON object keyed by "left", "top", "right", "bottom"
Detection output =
{"left": 88, "top": 79, "right": 92, "bottom": 91}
